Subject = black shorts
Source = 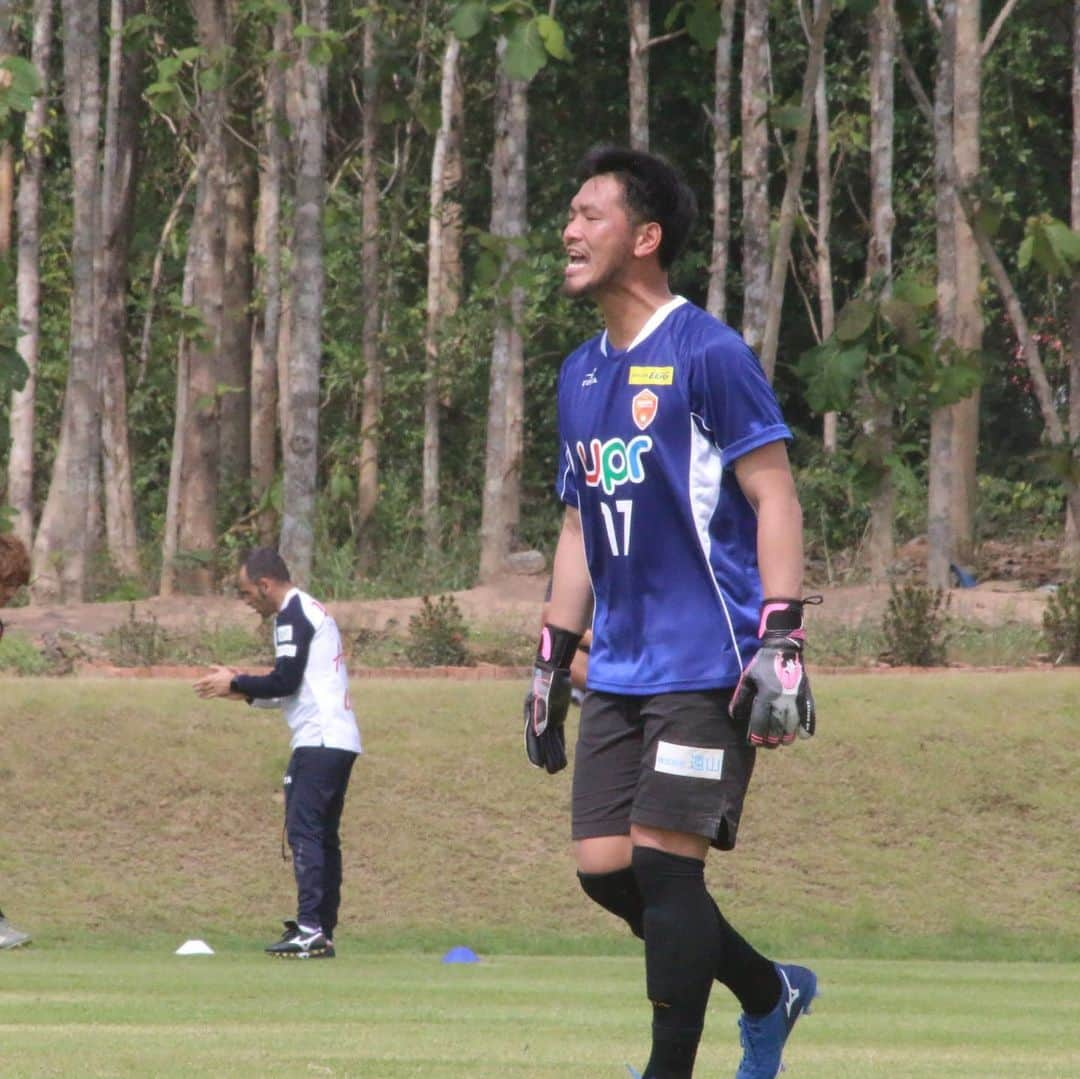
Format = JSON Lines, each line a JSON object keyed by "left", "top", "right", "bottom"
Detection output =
{"left": 571, "top": 689, "right": 756, "bottom": 851}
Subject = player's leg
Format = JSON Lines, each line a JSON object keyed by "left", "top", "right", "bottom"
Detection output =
{"left": 572, "top": 692, "right": 645, "bottom": 937}
{"left": 316, "top": 750, "right": 357, "bottom": 943}
{"left": 268, "top": 748, "right": 333, "bottom": 956}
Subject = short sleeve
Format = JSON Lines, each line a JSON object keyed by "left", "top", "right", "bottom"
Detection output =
{"left": 688, "top": 333, "right": 791, "bottom": 465}
{"left": 553, "top": 365, "right": 580, "bottom": 506}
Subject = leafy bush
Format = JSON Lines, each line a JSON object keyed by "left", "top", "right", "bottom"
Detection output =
{"left": 881, "top": 583, "right": 950, "bottom": 666}
{"left": 405, "top": 595, "right": 472, "bottom": 667}
{"left": 975, "top": 476, "right": 1065, "bottom": 541}
{"left": 102, "top": 607, "right": 168, "bottom": 667}
{"left": 1043, "top": 577, "right": 1080, "bottom": 664}
{"left": 0, "top": 630, "right": 49, "bottom": 675}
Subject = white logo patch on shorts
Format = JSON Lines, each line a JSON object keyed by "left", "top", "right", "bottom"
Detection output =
{"left": 654, "top": 740, "right": 725, "bottom": 780}
{"left": 276, "top": 624, "right": 293, "bottom": 643}
{"left": 276, "top": 643, "right": 297, "bottom": 658}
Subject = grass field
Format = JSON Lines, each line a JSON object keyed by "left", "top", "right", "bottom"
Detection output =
{"left": 2, "top": 950, "right": 1078, "bottom": 1077}
{"left": 1, "top": 673, "right": 1078, "bottom": 1076}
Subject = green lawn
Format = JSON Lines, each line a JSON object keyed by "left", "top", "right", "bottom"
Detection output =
{"left": 1, "top": 950, "right": 1077, "bottom": 1077}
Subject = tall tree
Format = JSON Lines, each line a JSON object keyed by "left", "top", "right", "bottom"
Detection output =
{"left": 1070, "top": 0, "right": 1080, "bottom": 557}
{"left": 740, "top": 0, "right": 770, "bottom": 353}
{"left": 422, "top": 30, "right": 464, "bottom": 552}
{"left": 928, "top": 0, "right": 958, "bottom": 589}
{"left": 758, "top": 0, "right": 832, "bottom": 380}
{"left": 279, "top": 0, "right": 329, "bottom": 585}
{"left": 862, "top": 0, "right": 896, "bottom": 578}
{"left": 628, "top": 0, "right": 649, "bottom": 149}
{"left": 706, "top": 0, "right": 736, "bottom": 320}
{"left": 479, "top": 33, "right": 529, "bottom": 582}
{"left": 98, "top": 0, "right": 146, "bottom": 580}
{"left": 7, "top": 0, "right": 52, "bottom": 549}
{"left": 355, "top": 14, "right": 380, "bottom": 573}
{"left": 31, "top": 0, "right": 102, "bottom": 601}
{"left": 172, "top": 0, "right": 229, "bottom": 594}
{"left": 250, "top": 11, "right": 288, "bottom": 547}
{"left": 949, "top": 0, "right": 983, "bottom": 565}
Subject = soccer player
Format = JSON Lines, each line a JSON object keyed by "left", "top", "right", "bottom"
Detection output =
{"left": 194, "top": 548, "right": 362, "bottom": 959}
{"left": 523, "top": 147, "right": 817, "bottom": 1079}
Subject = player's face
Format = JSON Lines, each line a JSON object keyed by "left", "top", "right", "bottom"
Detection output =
{"left": 237, "top": 567, "right": 276, "bottom": 616}
{"left": 561, "top": 175, "right": 639, "bottom": 298}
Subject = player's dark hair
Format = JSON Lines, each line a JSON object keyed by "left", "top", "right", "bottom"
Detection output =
{"left": 576, "top": 146, "right": 698, "bottom": 270}
{"left": 242, "top": 547, "right": 291, "bottom": 583}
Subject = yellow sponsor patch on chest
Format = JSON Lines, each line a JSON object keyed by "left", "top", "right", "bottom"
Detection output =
{"left": 628, "top": 365, "right": 674, "bottom": 386}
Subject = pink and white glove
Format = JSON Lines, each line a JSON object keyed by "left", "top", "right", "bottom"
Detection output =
{"left": 730, "top": 597, "right": 818, "bottom": 748}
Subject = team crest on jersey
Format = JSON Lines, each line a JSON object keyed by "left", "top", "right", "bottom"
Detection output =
{"left": 632, "top": 388, "right": 659, "bottom": 431}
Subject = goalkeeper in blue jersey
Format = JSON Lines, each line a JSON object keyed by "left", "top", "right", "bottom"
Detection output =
{"left": 523, "top": 147, "right": 817, "bottom": 1079}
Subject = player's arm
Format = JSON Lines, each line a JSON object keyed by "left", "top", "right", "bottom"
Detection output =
{"left": 524, "top": 507, "right": 592, "bottom": 774}
{"left": 731, "top": 440, "right": 816, "bottom": 747}
{"left": 230, "top": 611, "right": 314, "bottom": 701}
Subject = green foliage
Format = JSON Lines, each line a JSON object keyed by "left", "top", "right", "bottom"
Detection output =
{"left": 881, "top": 583, "right": 950, "bottom": 667}
{"left": 0, "top": 630, "right": 49, "bottom": 675}
{"left": 0, "top": 55, "right": 42, "bottom": 137}
{"left": 102, "top": 607, "right": 169, "bottom": 667}
{"left": 975, "top": 476, "right": 1065, "bottom": 542}
{"left": 405, "top": 594, "right": 472, "bottom": 667}
{"left": 1042, "top": 577, "right": 1080, "bottom": 665}
{"left": 449, "top": 1, "right": 572, "bottom": 79}
{"left": 1018, "top": 215, "right": 1080, "bottom": 279}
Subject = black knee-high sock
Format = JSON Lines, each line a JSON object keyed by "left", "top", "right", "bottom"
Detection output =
{"left": 578, "top": 857, "right": 780, "bottom": 1017}
{"left": 709, "top": 897, "right": 781, "bottom": 1016}
{"left": 632, "top": 847, "right": 718, "bottom": 1079}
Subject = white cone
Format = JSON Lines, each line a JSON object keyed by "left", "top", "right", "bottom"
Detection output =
{"left": 175, "top": 939, "right": 214, "bottom": 955}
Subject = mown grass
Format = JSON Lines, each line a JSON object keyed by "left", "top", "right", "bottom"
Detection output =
{"left": 1, "top": 673, "right": 1077, "bottom": 962}
{"left": 1, "top": 951, "right": 1077, "bottom": 1078}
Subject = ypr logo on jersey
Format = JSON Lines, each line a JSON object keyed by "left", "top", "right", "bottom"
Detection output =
{"left": 576, "top": 435, "right": 652, "bottom": 495}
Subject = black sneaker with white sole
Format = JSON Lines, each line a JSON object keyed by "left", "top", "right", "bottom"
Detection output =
{"left": 264, "top": 920, "right": 332, "bottom": 959}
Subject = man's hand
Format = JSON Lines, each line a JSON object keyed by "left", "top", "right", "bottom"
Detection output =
{"left": 193, "top": 665, "right": 243, "bottom": 700}
{"left": 730, "top": 598, "right": 817, "bottom": 748}
{"left": 523, "top": 624, "right": 581, "bottom": 774}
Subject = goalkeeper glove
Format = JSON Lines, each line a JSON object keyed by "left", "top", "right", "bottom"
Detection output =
{"left": 730, "top": 596, "right": 819, "bottom": 748}
{"left": 523, "top": 624, "right": 581, "bottom": 774}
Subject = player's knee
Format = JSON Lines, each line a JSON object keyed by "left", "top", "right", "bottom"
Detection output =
{"left": 577, "top": 866, "right": 645, "bottom": 939}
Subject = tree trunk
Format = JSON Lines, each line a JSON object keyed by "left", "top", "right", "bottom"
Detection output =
{"left": 759, "top": 0, "right": 831, "bottom": 381}
{"left": 356, "top": 16, "right": 380, "bottom": 574}
{"left": 950, "top": 0, "right": 982, "bottom": 565}
{"left": 175, "top": 0, "right": 228, "bottom": 594}
{"left": 98, "top": 0, "right": 145, "bottom": 581}
{"left": 31, "top": 0, "right": 102, "bottom": 602}
{"left": 1068, "top": 0, "right": 1080, "bottom": 562}
{"left": 250, "top": 13, "right": 288, "bottom": 547}
{"left": 479, "top": 36, "right": 529, "bottom": 583}
{"left": 7, "top": 0, "right": 52, "bottom": 550}
{"left": 863, "top": 0, "right": 896, "bottom": 580}
{"left": 740, "top": 0, "right": 770, "bottom": 353}
{"left": 706, "top": 0, "right": 735, "bottom": 321}
{"left": 928, "top": 0, "right": 958, "bottom": 590}
{"left": 279, "top": 0, "right": 328, "bottom": 586}
{"left": 628, "top": 0, "right": 649, "bottom": 150}
{"left": 160, "top": 173, "right": 203, "bottom": 595}
{"left": 219, "top": 131, "right": 255, "bottom": 494}
{"left": 815, "top": 0, "right": 838, "bottom": 453}
{"left": 422, "top": 32, "right": 464, "bottom": 553}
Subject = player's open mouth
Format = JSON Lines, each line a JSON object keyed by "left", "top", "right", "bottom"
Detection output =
{"left": 565, "top": 251, "right": 588, "bottom": 274}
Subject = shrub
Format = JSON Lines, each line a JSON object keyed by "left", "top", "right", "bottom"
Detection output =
{"left": 102, "top": 606, "right": 168, "bottom": 667}
{"left": 1043, "top": 577, "right": 1080, "bottom": 664}
{"left": 881, "top": 583, "right": 950, "bottom": 666}
{"left": 0, "top": 630, "right": 49, "bottom": 675}
{"left": 405, "top": 595, "right": 472, "bottom": 667}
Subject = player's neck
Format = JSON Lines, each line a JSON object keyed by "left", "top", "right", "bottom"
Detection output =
{"left": 597, "top": 276, "right": 674, "bottom": 352}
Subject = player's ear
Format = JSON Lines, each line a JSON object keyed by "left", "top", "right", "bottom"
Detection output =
{"left": 634, "top": 221, "right": 662, "bottom": 261}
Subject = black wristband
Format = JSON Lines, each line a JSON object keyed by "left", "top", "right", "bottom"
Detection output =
{"left": 229, "top": 676, "right": 241, "bottom": 695}
{"left": 536, "top": 624, "right": 583, "bottom": 669}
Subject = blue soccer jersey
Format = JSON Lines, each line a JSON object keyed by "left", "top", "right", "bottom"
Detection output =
{"left": 554, "top": 297, "right": 791, "bottom": 693}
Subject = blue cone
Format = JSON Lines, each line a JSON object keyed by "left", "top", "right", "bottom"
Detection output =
{"left": 441, "top": 945, "right": 480, "bottom": 964}
{"left": 950, "top": 563, "right": 977, "bottom": 588}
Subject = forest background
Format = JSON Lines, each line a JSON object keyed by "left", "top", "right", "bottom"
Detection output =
{"left": 0, "top": 0, "right": 1077, "bottom": 606}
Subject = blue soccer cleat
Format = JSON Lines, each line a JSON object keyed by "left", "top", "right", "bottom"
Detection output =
{"left": 734, "top": 962, "right": 817, "bottom": 1079}
{"left": 625, "top": 1067, "right": 642, "bottom": 1079}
